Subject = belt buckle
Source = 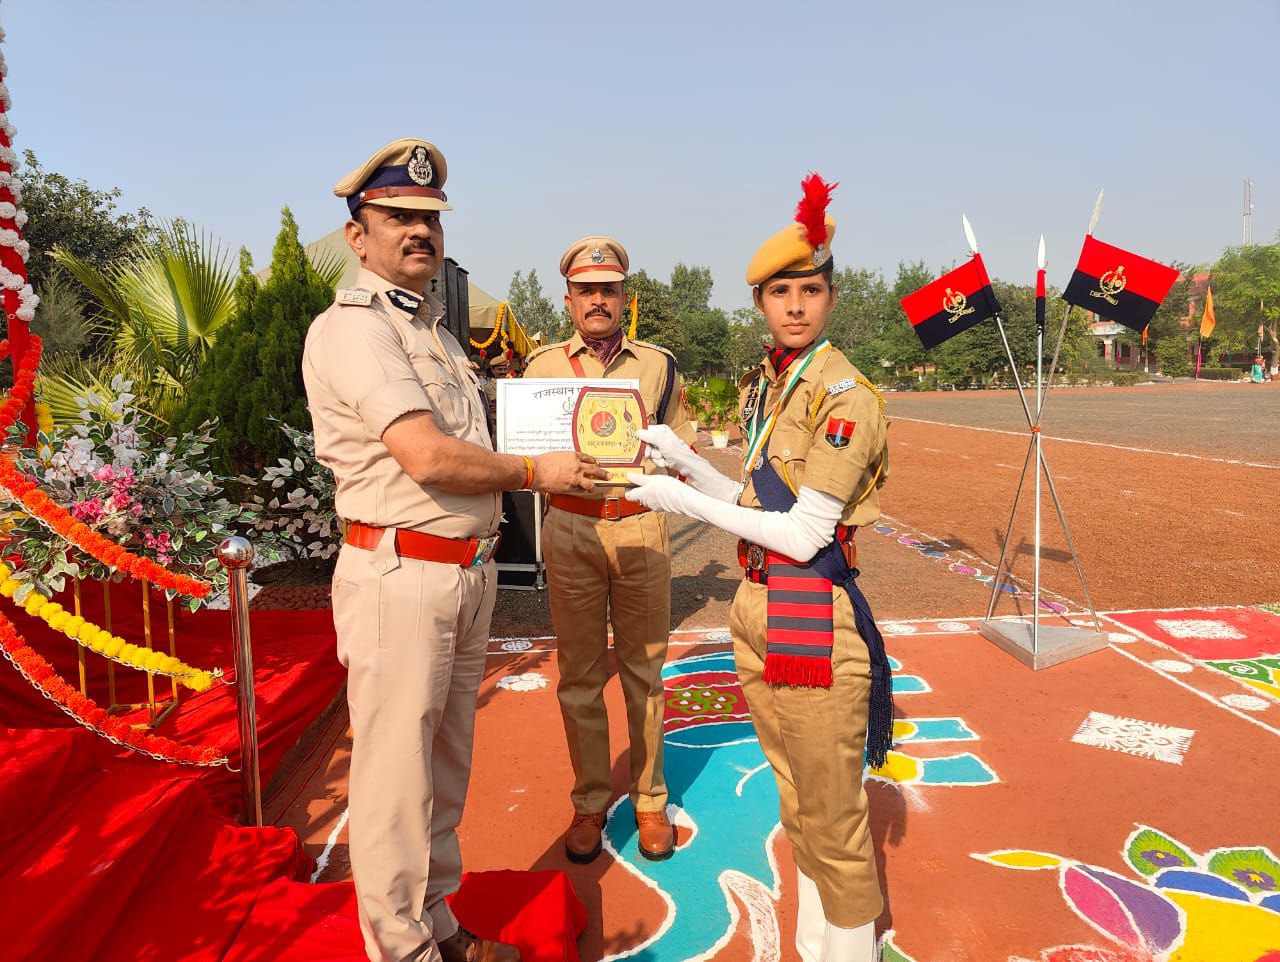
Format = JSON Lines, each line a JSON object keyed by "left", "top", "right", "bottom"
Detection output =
{"left": 469, "top": 534, "right": 500, "bottom": 568}
{"left": 745, "top": 543, "right": 766, "bottom": 571}
{"left": 602, "top": 498, "right": 622, "bottom": 521}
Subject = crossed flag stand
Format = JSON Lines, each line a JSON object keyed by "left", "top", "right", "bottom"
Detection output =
{"left": 899, "top": 192, "right": 1179, "bottom": 669}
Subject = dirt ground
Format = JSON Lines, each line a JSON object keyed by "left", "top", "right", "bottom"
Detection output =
{"left": 263, "top": 381, "right": 1280, "bottom": 962}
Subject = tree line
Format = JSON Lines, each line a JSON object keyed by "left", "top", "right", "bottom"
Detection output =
{"left": 509, "top": 246, "right": 1279, "bottom": 386}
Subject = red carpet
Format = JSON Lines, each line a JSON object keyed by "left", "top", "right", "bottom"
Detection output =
{"left": 227, "top": 871, "right": 587, "bottom": 962}
{"left": 0, "top": 592, "right": 587, "bottom": 961}
{"left": 0, "top": 583, "right": 345, "bottom": 815}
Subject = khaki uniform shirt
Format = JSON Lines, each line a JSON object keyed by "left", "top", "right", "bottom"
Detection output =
{"left": 523, "top": 332, "right": 695, "bottom": 499}
{"left": 737, "top": 346, "right": 888, "bottom": 528}
{"left": 302, "top": 266, "right": 500, "bottom": 539}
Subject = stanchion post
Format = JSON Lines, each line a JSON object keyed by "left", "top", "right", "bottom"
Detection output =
{"left": 217, "top": 536, "right": 261, "bottom": 826}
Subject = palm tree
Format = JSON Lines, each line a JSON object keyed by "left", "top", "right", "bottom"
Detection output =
{"left": 49, "top": 223, "right": 237, "bottom": 422}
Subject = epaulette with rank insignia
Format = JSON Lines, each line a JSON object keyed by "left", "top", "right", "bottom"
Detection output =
{"left": 524, "top": 342, "right": 563, "bottom": 364}
{"left": 630, "top": 338, "right": 676, "bottom": 360}
{"left": 336, "top": 288, "right": 373, "bottom": 307}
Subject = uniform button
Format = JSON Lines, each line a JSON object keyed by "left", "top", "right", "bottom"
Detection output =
{"left": 782, "top": 449, "right": 791, "bottom": 457}
{"left": 377, "top": 561, "right": 389, "bottom": 573}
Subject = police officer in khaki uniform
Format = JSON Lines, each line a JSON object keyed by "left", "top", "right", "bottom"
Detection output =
{"left": 522, "top": 237, "right": 694, "bottom": 863}
{"left": 302, "top": 138, "right": 606, "bottom": 962}
{"left": 627, "top": 178, "right": 893, "bottom": 962}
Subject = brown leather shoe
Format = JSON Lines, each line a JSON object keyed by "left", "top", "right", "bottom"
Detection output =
{"left": 635, "top": 809, "right": 675, "bottom": 861}
{"left": 564, "top": 810, "right": 605, "bottom": 864}
{"left": 436, "top": 924, "right": 521, "bottom": 962}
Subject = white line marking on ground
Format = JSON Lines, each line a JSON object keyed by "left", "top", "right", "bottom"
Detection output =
{"left": 310, "top": 806, "right": 350, "bottom": 883}
{"left": 893, "top": 416, "right": 1280, "bottom": 470}
{"left": 1108, "top": 645, "right": 1280, "bottom": 739}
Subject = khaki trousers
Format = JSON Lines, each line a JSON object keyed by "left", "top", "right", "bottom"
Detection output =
{"left": 730, "top": 578, "right": 884, "bottom": 929}
{"left": 542, "top": 507, "right": 671, "bottom": 814}
{"left": 332, "top": 534, "right": 497, "bottom": 962}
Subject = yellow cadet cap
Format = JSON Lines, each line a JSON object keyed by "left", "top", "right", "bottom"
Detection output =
{"left": 333, "top": 138, "right": 451, "bottom": 215}
{"left": 745, "top": 174, "right": 839, "bottom": 287}
{"left": 560, "top": 236, "right": 629, "bottom": 283}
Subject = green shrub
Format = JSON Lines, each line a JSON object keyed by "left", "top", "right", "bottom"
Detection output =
{"left": 1196, "top": 367, "right": 1244, "bottom": 381}
{"left": 176, "top": 208, "right": 333, "bottom": 483}
{"left": 1156, "top": 336, "right": 1191, "bottom": 378}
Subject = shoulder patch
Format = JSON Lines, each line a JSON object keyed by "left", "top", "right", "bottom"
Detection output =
{"left": 826, "top": 377, "right": 858, "bottom": 397}
{"left": 337, "top": 288, "right": 373, "bottom": 306}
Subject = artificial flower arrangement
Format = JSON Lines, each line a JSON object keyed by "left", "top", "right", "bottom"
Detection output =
{"left": 0, "top": 377, "right": 251, "bottom": 610}
{"left": 241, "top": 421, "right": 339, "bottom": 562}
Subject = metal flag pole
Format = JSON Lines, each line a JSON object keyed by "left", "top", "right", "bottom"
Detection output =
{"left": 976, "top": 200, "right": 1109, "bottom": 669}
{"left": 1033, "top": 235, "right": 1046, "bottom": 653}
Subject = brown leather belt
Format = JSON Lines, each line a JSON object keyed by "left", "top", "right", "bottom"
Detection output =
{"left": 343, "top": 521, "right": 500, "bottom": 568}
{"left": 548, "top": 494, "right": 648, "bottom": 521}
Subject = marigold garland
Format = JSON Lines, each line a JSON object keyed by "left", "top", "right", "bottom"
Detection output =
{"left": 0, "top": 609, "right": 227, "bottom": 766}
{"left": 470, "top": 301, "right": 506, "bottom": 350}
{"left": 0, "top": 562, "right": 218, "bottom": 691}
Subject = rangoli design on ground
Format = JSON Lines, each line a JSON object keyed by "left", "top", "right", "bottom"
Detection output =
{"left": 975, "top": 826, "right": 1280, "bottom": 961}
{"left": 1069, "top": 711, "right": 1195, "bottom": 765}
{"left": 600, "top": 646, "right": 998, "bottom": 961}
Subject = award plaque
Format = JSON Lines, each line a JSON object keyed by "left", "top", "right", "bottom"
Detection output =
{"left": 572, "top": 386, "right": 648, "bottom": 485}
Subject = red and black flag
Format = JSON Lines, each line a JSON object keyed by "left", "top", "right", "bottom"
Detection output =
{"left": 1061, "top": 236, "right": 1179, "bottom": 332}
{"left": 900, "top": 254, "right": 1002, "bottom": 349}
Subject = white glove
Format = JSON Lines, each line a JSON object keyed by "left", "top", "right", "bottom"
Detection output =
{"left": 636, "top": 425, "right": 740, "bottom": 503}
{"left": 626, "top": 474, "right": 844, "bottom": 562}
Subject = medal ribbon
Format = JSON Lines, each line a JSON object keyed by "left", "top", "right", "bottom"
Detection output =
{"left": 741, "top": 339, "right": 830, "bottom": 477}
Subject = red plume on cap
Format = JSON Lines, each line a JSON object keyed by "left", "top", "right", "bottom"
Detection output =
{"left": 794, "top": 173, "right": 838, "bottom": 248}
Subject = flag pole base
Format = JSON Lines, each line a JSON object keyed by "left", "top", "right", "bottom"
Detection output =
{"left": 979, "top": 619, "right": 1108, "bottom": 671}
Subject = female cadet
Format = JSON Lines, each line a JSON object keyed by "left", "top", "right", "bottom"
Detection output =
{"left": 625, "top": 176, "right": 893, "bottom": 962}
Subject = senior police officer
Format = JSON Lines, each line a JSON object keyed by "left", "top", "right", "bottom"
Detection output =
{"left": 302, "top": 138, "right": 606, "bottom": 962}
{"left": 625, "top": 177, "right": 892, "bottom": 962}
{"left": 521, "top": 238, "right": 694, "bottom": 863}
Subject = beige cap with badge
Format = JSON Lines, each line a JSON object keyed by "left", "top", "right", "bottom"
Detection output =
{"left": 334, "top": 137, "right": 452, "bottom": 215}
{"left": 559, "top": 236, "right": 629, "bottom": 283}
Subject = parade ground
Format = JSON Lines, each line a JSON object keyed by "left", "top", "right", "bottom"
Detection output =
{"left": 262, "top": 379, "right": 1280, "bottom": 962}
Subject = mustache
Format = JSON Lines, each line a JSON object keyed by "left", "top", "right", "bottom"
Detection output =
{"left": 404, "top": 241, "right": 437, "bottom": 256}
{"left": 586, "top": 308, "right": 612, "bottom": 319}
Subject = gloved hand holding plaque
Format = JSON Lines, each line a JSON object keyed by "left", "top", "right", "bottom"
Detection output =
{"left": 572, "top": 386, "right": 648, "bottom": 486}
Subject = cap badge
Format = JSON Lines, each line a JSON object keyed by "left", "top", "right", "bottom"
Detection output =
{"left": 812, "top": 243, "right": 832, "bottom": 268}
{"left": 591, "top": 247, "right": 605, "bottom": 265}
{"left": 407, "top": 146, "right": 433, "bottom": 186}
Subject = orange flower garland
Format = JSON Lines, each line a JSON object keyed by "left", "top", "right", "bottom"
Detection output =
{"left": 0, "top": 334, "right": 212, "bottom": 599}
{"left": 0, "top": 609, "right": 227, "bottom": 766}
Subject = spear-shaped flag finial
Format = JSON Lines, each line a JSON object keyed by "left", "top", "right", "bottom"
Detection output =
{"left": 1087, "top": 189, "right": 1105, "bottom": 235}
{"left": 962, "top": 213, "right": 978, "bottom": 254}
{"left": 1037, "top": 234, "right": 1046, "bottom": 271}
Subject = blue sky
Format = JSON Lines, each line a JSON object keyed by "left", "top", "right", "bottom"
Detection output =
{"left": 6, "top": 0, "right": 1277, "bottom": 308}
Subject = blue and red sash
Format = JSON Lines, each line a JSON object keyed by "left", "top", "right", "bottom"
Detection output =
{"left": 750, "top": 448, "right": 895, "bottom": 769}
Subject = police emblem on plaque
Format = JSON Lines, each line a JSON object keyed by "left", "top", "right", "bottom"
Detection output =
{"left": 572, "top": 386, "right": 649, "bottom": 485}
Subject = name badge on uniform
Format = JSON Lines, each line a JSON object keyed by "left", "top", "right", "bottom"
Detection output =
{"left": 825, "top": 417, "right": 856, "bottom": 449}
{"left": 337, "top": 288, "right": 373, "bottom": 306}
